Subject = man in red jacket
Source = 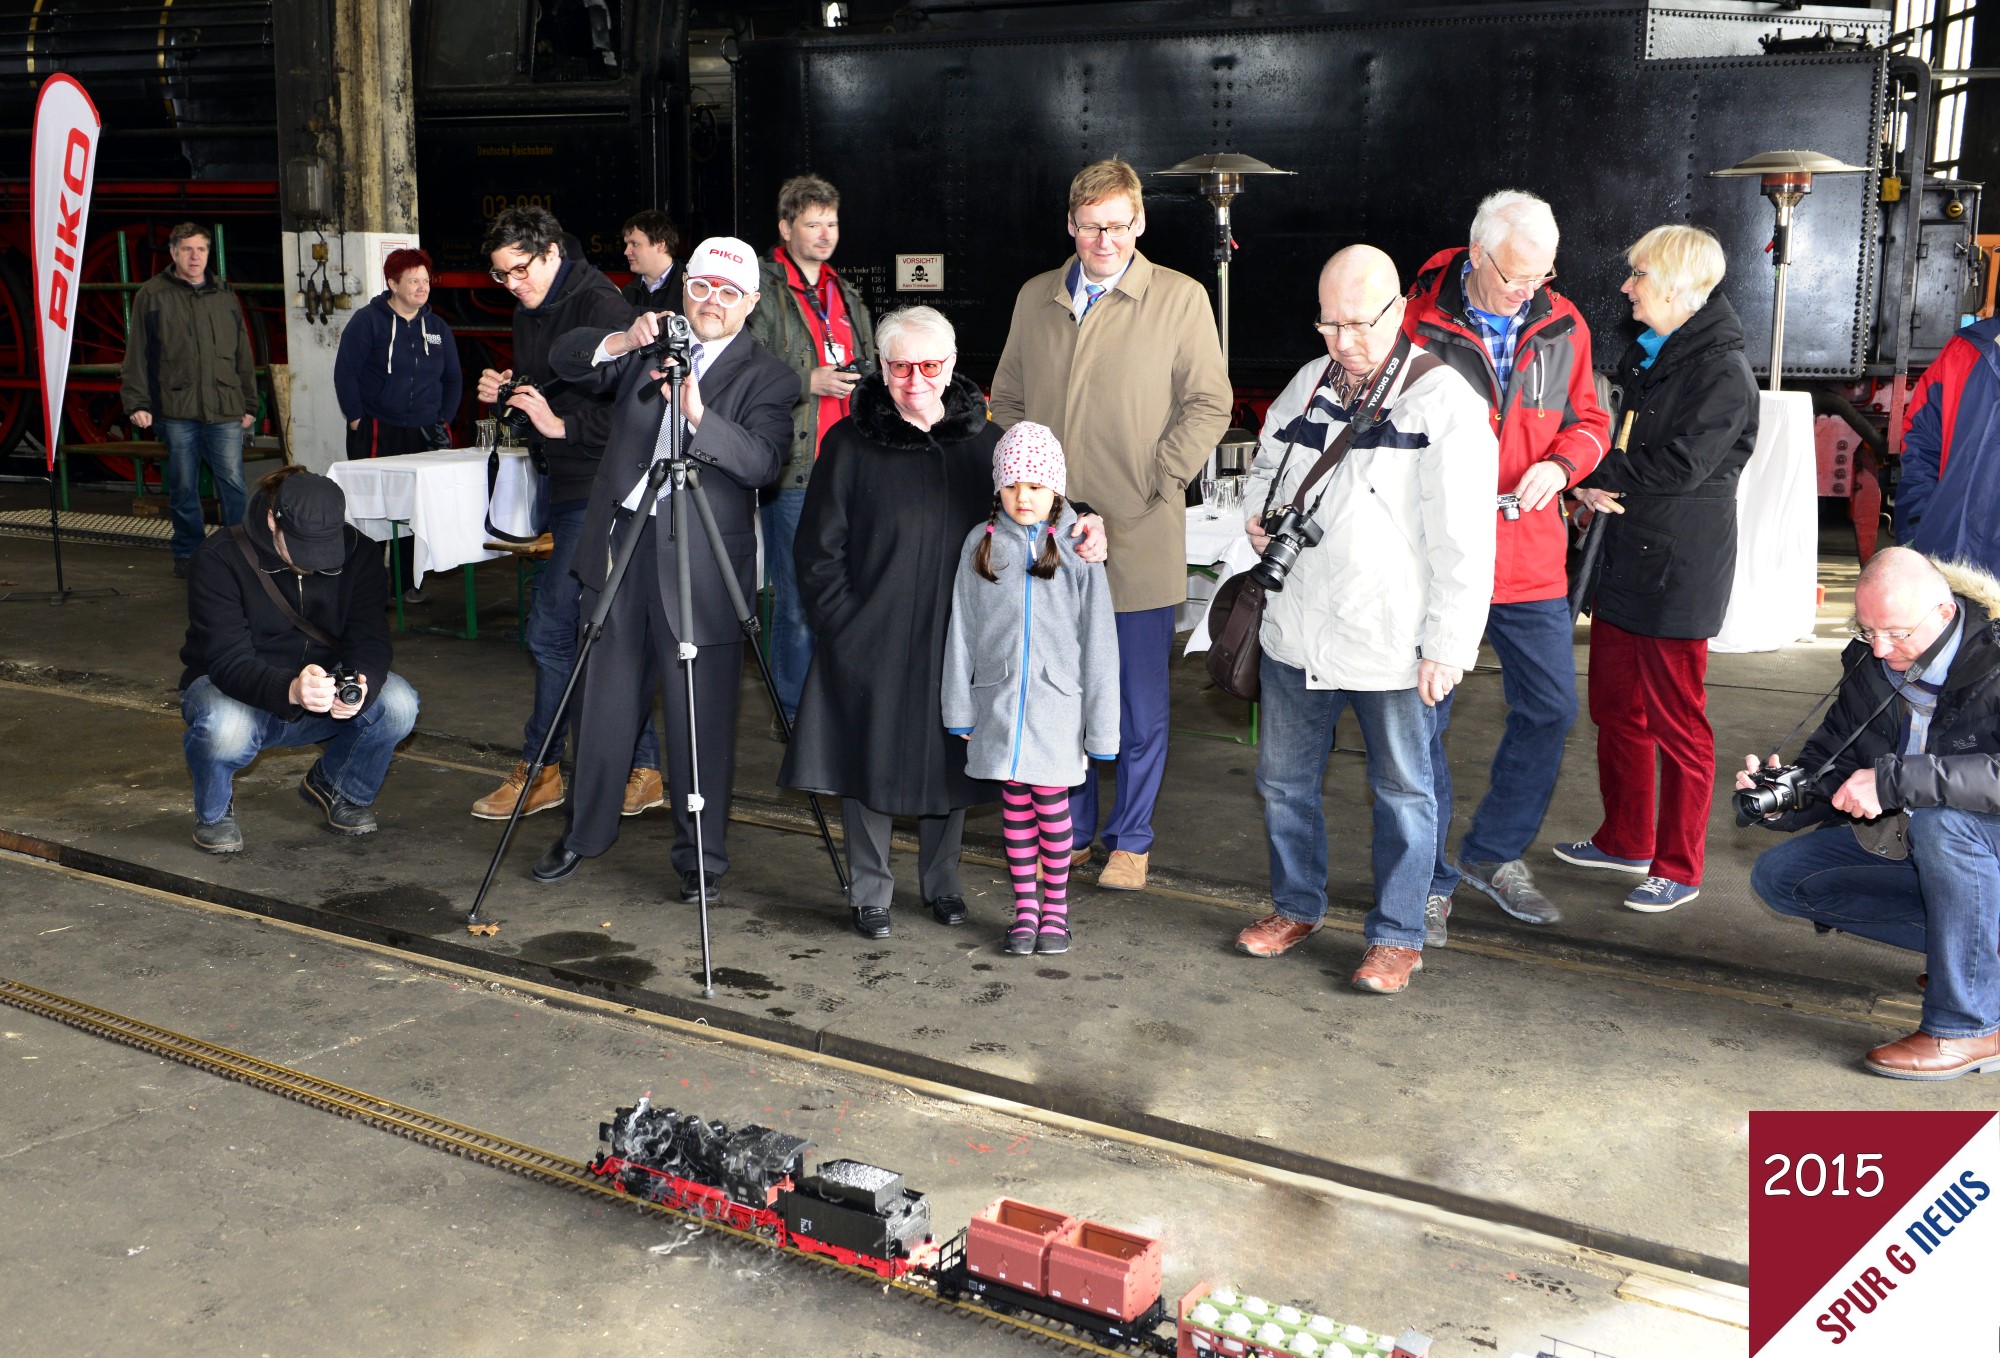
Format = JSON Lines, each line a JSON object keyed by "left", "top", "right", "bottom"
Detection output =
{"left": 1403, "top": 190, "right": 1609, "bottom": 940}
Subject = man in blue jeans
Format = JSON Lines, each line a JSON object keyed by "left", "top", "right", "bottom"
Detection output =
{"left": 1402, "top": 191, "right": 1610, "bottom": 941}
{"left": 469, "top": 206, "right": 663, "bottom": 821}
{"left": 1235, "top": 247, "right": 1496, "bottom": 995}
{"left": 119, "top": 222, "right": 256, "bottom": 576}
{"left": 179, "top": 468, "right": 419, "bottom": 853}
{"left": 1742, "top": 548, "right": 2000, "bottom": 1080}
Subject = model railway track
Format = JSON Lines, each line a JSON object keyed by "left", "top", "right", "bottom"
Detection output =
{"left": 0, "top": 974, "right": 1156, "bottom": 1356}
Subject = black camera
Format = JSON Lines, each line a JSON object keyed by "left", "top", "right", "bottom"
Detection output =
{"left": 1250, "top": 505, "right": 1325, "bottom": 593}
{"left": 634, "top": 311, "right": 697, "bottom": 362}
{"left": 1497, "top": 493, "right": 1522, "bottom": 521}
{"left": 836, "top": 356, "right": 872, "bottom": 378}
{"left": 493, "top": 378, "right": 534, "bottom": 431}
{"left": 330, "top": 664, "right": 365, "bottom": 708}
{"left": 1734, "top": 763, "right": 1818, "bottom": 824}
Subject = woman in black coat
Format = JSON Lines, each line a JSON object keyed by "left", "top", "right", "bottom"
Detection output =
{"left": 1555, "top": 225, "right": 1758, "bottom": 913}
{"left": 781, "top": 305, "right": 1103, "bottom": 940}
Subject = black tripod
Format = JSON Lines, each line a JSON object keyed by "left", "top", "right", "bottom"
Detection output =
{"left": 465, "top": 344, "right": 847, "bottom": 997}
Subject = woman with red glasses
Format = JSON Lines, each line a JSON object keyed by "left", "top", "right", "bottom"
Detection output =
{"left": 781, "top": 306, "right": 1107, "bottom": 940}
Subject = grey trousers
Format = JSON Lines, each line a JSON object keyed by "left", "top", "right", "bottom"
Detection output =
{"left": 841, "top": 799, "right": 966, "bottom": 911}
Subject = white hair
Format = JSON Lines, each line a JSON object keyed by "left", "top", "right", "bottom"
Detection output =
{"left": 1627, "top": 225, "right": 1727, "bottom": 313}
{"left": 874, "top": 305, "right": 957, "bottom": 357}
{"left": 1470, "top": 190, "right": 1559, "bottom": 257}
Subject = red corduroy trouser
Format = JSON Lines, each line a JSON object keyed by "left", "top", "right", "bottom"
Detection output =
{"left": 1586, "top": 617, "right": 1715, "bottom": 886}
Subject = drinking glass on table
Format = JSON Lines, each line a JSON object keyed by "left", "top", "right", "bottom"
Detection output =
{"left": 1199, "top": 471, "right": 1220, "bottom": 518}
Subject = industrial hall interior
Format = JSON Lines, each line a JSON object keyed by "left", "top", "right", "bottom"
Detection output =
{"left": 6, "top": 0, "right": 2000, "bottom": 1354}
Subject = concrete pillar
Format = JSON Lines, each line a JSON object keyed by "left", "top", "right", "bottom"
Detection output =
{"left": 270, "top": 0, "right": 422, "bottom": 473}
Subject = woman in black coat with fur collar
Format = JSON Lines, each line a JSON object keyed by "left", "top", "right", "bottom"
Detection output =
{"left": 780, "top": 308, "right": 1003, "bottom": 938}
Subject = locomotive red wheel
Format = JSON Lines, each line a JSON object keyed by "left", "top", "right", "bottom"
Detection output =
{"left": 0, "top": 252, "right": 34, "bottom": 457}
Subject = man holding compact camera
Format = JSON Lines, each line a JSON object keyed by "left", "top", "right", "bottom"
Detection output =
{"left": 744, "top": 174, "right": 877, "bottom": 730}
{"left": 471, "top": 206, "right": 666, "bottom": 824}
{"left": 528, "top": 237, "right": 797, "bottom": 901}
{"left": 179, "top": 467, "right": 420, "bottom": 854}
{"left": 1231, "top": 246, "right": 1496, "bottom": 995}
{"left": 1741, "top": 547, "right": 2000, "bottom": 1080}
{"left": 1403, "top": 191, "right": 1609, "bottom": 938}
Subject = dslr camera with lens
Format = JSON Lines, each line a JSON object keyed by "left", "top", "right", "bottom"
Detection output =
{"left": 492, "top": 378, "right": 534, "bottom": 431}
{"left": 1250, "top": 505, "right": 1325, "bottom": 593}
{"left": 1734, "top": 762, "right": 1818, "bottom": 823}
{"left": 634, "top": 311, "right": 696, "bottom": 362}
{"left": 330, "top": 664, "right": 365, "bottom": 708}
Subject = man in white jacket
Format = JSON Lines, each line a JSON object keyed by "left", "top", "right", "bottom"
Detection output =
{"left": 1232, "top": 246, "right": 1498, "bottom": 994}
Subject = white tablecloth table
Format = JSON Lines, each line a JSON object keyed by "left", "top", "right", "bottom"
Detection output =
{"left": 327, "top": 447, "right": 540, "bottom": 587}
{"left": 1183, "top": 504, "right": 1258, "bottom": 647}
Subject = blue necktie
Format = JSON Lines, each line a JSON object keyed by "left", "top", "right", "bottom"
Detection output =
{"left": 1081, "top": 281, "right": 1106, "bottom": 320}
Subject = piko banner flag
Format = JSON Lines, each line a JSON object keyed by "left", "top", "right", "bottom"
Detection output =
{"left": 31, "top": 73, "right": 102, "bottom": 473}
{"left": 1751, "top": 1110, "right": 1999, "bottom": 1354}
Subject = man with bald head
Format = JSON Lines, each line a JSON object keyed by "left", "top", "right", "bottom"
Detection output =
{"left": 1742, "top": 546, "right": 2000, "bottom": 1079}
{"left": 1231, "top": 246, "right": 1497, "bottom": 995}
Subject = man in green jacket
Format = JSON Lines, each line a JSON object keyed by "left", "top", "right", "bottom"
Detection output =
{"left": 120, "top": 222, "right": 259, "bottom": 577}
{"left": 744, "top": 174, "right": 877, "bottom": 727}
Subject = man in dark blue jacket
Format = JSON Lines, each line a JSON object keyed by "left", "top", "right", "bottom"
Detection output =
{"left": 1896, "top": 315, "right": 2000, "bottom": 576}
{"left": 1743, "top": 547, "right": 2000, "bottom": 1080}
{"left": 179, "top": 468, "right": 420, "bottom": 854}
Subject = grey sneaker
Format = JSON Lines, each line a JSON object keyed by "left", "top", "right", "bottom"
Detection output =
{"left": 1457, "top": 856, "right": 1561, "bottom": 925}
{"left": 192, "top": 813, "right": 243, "bottom": 854}
{"left": 1423, "top": 893, "right": 1451, "bottom": 948}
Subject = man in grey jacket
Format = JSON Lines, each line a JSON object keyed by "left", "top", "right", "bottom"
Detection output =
{"left": 120, "top": 222, "right": 258, "bottom": 577}
{"left": 1233, "top": 246, "right": 1496, "bottom": 996}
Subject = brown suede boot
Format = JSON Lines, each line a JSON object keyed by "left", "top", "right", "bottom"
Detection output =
{"left": 1097, "top": 849, "right": 1149, "bottom": 891}
{"left": 471, "top": 761, "right": 564, "bottom": 820}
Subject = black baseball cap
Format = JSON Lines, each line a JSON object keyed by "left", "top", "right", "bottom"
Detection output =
{"left": 271, "top": 472, "right": 348, "bottom": 573}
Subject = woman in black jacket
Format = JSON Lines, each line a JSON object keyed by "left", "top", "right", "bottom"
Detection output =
{"left": 1555, "top": 225, "right": 1758, "bottom": 913}
{"left": 780, "top": 306, "right": 1104, "bottom": 940}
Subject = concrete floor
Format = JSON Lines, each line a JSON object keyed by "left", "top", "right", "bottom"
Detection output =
{"left": 0, "top": 484, "right": 1950, "bottom": 1354}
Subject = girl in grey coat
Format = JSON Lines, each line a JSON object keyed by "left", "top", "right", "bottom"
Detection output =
{"left": 942, "top": 423, "right": 1120, "bottom": 956}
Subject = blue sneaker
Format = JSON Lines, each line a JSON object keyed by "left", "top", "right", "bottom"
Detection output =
{"left": 1624, "top": 876, "right": 1700, "bottom": 913}
{"left": 1551, "top": 839, "right": 1651, "bottom": 875}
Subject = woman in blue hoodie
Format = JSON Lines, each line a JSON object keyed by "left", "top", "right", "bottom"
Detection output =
{"left": 333, "top": 248, "right": 463, "bottom": 596}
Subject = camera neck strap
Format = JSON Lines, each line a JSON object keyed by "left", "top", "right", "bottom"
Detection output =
{"left": 1775, "top": 607, "right": 1965, "bottom": 783}
{"left": 1260, "top": 332, "right": 1435, "bottom": 522}
{"left": 230, "top": 526, "right": 337, "bottom": 649}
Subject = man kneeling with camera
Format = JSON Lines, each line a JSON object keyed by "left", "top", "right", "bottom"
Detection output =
{"left": 180, "top": 466, "right": 420, "bottom": 853}
{"left": 1741, "top": 546, "right": 2000, "bottom": 1080}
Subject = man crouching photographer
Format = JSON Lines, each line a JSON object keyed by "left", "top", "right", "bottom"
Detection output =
{"left": 1740, "top": 546, "right": 2000, "bottom": 1080}
{"left": 180, "top": 467, "right": 420, "bottom": 853}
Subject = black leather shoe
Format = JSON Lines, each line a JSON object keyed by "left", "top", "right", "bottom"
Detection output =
{"left": 851, "top": 905, "right": 891, "bottom": 940}
{"left": 927, "top": 895, "right": 967, "bottom": 926}
{"left": 679, "top": 869, "right": 723, "bottom": 903}
{"left": 299, "top": 759, "right": 377, "bottom": 835}
{"left": 531, "top": 836, "right": 583, "bottom": 883}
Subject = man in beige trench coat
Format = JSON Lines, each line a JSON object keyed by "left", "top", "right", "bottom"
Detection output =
{"left": 990, "top": 159, "right": 1232, "bottom": 891}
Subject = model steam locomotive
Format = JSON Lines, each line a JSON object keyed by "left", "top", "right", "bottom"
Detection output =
{"left": 588, "top": 1096, "right": 1433, "bottom": 1357}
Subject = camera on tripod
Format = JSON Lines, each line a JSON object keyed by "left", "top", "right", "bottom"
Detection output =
{"left": 329, "top": 664, "right": 365, "bottom": 708}
{"left": 1250, "top": 505, "right": 1325, "bottom": 592}
{"left": 634, "top": 311, "right": 697, "bottom": 362}
{"left": 492, "top": 378, "right": 534, "bottom": 431}
{"left": 1734, "top": 762, "right": 1818, "bottom": 823}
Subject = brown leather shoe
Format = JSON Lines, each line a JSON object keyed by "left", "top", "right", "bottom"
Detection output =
{"left": 622, "top": 767, "right": 665, "bottom": 816}
{"left": 471, "top": 761, "right": 564, "bottom": 820}
{"left": 1236, "top": 913, "right": 1323, "bottom": 958}
{"left": 1097, "top": 848, "right": 1149, "bottom": 891}
{"left": 1351, "top": 945, "right": 1424, "bottom": 995}
{"left": 1863, "top": 1029, "right": 2000, "bottom": 1081}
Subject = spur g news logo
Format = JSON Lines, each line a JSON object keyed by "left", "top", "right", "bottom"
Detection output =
{"left": 44, "top": 127, "right": 90, "bottom": 330}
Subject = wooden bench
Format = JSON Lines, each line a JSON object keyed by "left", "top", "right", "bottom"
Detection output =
{"left": 55, "top": 437, "right": 283, "bottom": 512}
{"left": 482, "top": 533, "right": 554, "bottom": 650}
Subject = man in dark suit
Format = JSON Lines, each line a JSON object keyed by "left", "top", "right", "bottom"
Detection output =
{"left": 530, "top": 237, "right": 800, "bottom": 901}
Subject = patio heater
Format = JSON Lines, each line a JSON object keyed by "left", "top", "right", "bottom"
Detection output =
{"left": 1709, "top": 149, "right": 1869, "bottom": 392}
{"left": 1154, "top": 153, "right": 1293, "bottom": 474}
